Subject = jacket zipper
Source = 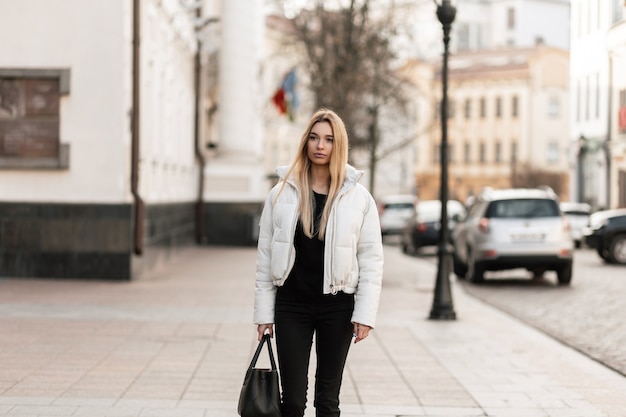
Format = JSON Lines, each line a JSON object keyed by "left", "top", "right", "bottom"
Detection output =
{"left": 328, "top": 203, "right": 337, "bottom": 295}
{"left": 327, "top": 185, "right": 352, "bottom": 295}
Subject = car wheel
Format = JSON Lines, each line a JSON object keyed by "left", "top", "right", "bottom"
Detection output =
{"left": 556, "top": 261, "right": 572, "bottom": 285}
{"left": 574, "top": 240, "right": 582, "bottom": 249}
{"left": 452, "top": 251, "right": 467, "bottom": 279}
{"left": 608, "top": 234, "right": 626, "bottom": 265}
{"left": 466, "top": 248, "right": 484, "bottom": 283}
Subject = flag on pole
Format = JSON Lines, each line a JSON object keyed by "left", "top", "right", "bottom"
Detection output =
{"left": 271, "top": 68, "right": 298, "bottom": 120}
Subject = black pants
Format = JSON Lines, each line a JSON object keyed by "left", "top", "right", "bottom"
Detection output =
{"left": 275, "top": 295, "right": 354, "bottom": 417}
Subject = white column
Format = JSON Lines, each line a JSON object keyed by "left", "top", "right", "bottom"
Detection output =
{"left": 204, "top": 0, "right": 267, "bottom": 202}
{"left": 218, "top": 0, "right": 262, "bottom": 157}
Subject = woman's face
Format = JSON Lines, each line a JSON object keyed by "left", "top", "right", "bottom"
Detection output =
{"left": 307, "top": 121, "right": 334, "bottom": 166}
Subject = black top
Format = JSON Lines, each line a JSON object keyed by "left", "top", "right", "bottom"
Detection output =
{"left": 277, "top": 192, "right": 353, "bottom": 304}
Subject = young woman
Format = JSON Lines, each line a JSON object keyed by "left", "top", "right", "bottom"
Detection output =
{"left": 254, "top": 108, "right": 384, "bottom": 417}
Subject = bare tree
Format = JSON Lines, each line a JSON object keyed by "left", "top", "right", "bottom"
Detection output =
{"left": 275, "top": 0, "right": 417, "bottom": 194}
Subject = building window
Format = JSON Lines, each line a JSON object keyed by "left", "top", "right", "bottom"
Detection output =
{"left": 507, "top": 7, "right": 515, "bottom": 30}
{"left": 586, "top": 75, "right": 591, "bottom": 120}
{"left": 577, "top": 80, "right": 581, "bottom": 122}
{"left": 495, "top": 142, "right": 502, "bottom": 163}
{"left": 0, "top": 69, "right": 70, "bottom": 169}
{"left": 479, "top": 142, "right": 486, "bottom": 164}
{"left": 480, "top": 97, "right": 486, "bottom": 118}
{"left": 547, "top": 142, "right": 559, "bottom": 164}
{"left": 511, "top": 141, "right": 518, "bottom": 164}
{"left": 595, "top": 72, "right": 600, "bottom": 119}
{"left": 458, "top": 23, "right": 470, "bottom": 51}
{"left": 548, "top": 97, "right": 560, "bottom": 118}
{"left": 579, "top": 1, "right": 584, "bottom": 37}
{"left": 613, "top": 0, "right": 623, "bottom": 24}
{"left": 511, "top": 96, "right": 518, "bottom": 118}
{"left": 495, "top": 97, "right": 502, "bottom": 118}
{"left": 464, "top": 99, "right": 471, "bottom": 119}
{"left": 477, "top": 25, "right": 485, "bottom": 49}
{"left": 464, "top": 142, "right": 471, "bottom": 164}
{"left": 585, "top": 0, "right": 591, "bottom": 35}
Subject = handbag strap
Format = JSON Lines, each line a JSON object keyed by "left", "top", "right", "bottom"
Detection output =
{"left": 248, "top": 333, "right": 277, "bottom": 371}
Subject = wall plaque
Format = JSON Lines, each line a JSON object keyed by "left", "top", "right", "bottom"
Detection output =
{"left": 0, "top": 78, "right": 60, "bottom": 158}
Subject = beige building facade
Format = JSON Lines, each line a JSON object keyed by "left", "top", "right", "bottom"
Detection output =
{"left": 412, "top": 44, "right": 570, "bottom": 203}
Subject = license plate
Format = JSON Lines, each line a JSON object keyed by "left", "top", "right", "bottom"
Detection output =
{"left": 511, "top": 233, "right": 545, "bottom": 243}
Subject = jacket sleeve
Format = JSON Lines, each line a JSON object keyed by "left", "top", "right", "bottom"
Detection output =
{"left": 351, "top": 190, "right": 384, "bottom": 328}
{"left": 253, "top": 191, "right": 277, "bottom": 325}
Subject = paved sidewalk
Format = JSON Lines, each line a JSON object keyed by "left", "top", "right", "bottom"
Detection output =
{"left": 0, "top": 245, "right": 625, "bottom": 417}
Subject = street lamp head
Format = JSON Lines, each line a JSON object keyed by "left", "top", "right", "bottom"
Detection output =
{"left": 434, "top": 0, "right": 457, "bottom": 26}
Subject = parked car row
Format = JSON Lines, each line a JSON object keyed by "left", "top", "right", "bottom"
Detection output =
{"left": 378, "top": 188, "right": 626, "bottom": 286}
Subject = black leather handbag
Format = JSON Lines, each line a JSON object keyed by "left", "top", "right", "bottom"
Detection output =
{"left": 238, "top": 334, "right": 282, "bottom": 417}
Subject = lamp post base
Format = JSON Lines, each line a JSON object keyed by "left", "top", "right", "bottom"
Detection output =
{"left": 429, "top": 245, "right": 456, "bottom": 320}
{"left": 429, "top": 309, "right": 457, "bottom": 320}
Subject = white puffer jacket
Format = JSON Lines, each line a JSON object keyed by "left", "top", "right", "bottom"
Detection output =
{"left": 254, "top": 164, "right": 384, "bottom": 328}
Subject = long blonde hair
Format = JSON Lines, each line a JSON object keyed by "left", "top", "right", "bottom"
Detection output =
{"left": 274, "top": 108, "right": 349, "bottom": 240}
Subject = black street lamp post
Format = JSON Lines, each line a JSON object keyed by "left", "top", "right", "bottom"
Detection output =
{"left": 429, "top": 0, "right": 457, "bottom": 321}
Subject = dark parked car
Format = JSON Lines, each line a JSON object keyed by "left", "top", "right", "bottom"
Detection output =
{"left": 583, "top": 209, "right": 626, "bottom": 264}
{"left": 400, "top": 199, "right": 466, "bottom": 255}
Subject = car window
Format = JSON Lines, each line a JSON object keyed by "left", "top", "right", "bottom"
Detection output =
{"left": 563, "top": 210, "right": 589, "bottom": 216}
{"left": 486, "top": 199, "right": 559, "bottom": 219}
{"left": 608, "top": 215, "right": 626, "bottom": 226}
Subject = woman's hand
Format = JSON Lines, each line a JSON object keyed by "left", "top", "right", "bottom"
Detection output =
{"left": 352, "top": 322, "right": 371, "bottom": 343}
{"left": 257, "top": 324, "right": 274, "bottom": 341}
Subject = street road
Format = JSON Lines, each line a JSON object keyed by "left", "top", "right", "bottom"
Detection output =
{"left": 396, "top": 243, "right": 626, "bottom": 377}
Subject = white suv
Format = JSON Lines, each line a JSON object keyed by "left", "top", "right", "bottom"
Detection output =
{"left": 452, "top": 188, "right": 574, "bottom": 284}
